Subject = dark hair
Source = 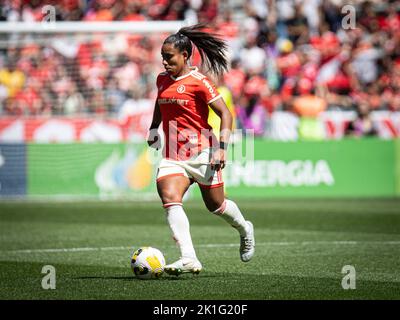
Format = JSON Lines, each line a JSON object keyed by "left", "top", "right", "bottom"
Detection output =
{"left": 163, "top": 23, "right": 228, "bottom": 77}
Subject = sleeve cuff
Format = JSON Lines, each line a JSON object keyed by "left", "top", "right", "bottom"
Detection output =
{"left": 207, "top": 94, "right": 222, "bottom": 105}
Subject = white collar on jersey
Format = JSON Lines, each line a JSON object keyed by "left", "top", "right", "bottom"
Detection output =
{"left": 170, "top": 66, "right": 199, "bottom": 81}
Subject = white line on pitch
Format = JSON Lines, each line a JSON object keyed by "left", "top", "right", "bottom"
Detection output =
{"left": 198, "top": 241, "right": 400, "bottom": 248}
{"left": 1, "top": 241, "right": 400, "bottom": 255}
{"left": 1, "top": 246, "right": 131, "bottom": 254}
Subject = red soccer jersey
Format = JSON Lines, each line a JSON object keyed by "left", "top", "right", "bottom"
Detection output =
{"left": 156, "top": 67, "right": 222, "bottom": 161}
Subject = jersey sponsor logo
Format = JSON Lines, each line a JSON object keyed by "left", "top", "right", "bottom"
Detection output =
{"left": 157, "top": 98, "right": 189, "bottom": 106}
{"left": 202, "top": 78, "right": 216, "bottom": 98}
{"left": 177, "top": 85, "right": 185, "bottom": 94}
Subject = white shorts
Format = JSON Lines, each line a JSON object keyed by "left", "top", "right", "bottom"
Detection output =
{"left": 156, "top": 148, "right": 224, "bottom": 189}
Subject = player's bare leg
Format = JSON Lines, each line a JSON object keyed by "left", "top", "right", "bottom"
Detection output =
{"left": 157, "top": 175, "right": 202, "bottom": 275}
{"left": 200, "top": 184, "right": 255, "bottom": 262}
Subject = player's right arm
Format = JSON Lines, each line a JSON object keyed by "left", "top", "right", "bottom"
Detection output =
{"left": 147, "top": 101, "right": 162, "bottom": 149}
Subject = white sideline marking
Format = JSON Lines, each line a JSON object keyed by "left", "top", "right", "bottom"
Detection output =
{"left": 198, "top": 241, "right": 400, "bottom": 247}
{"left": 1, "top": 246, "right": 131, "bottom": 254}
{"left": 1, "top": 241, "right": 400, "bottom": 255}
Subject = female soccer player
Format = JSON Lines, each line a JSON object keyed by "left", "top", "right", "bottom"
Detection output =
{"left": 147, "top": 24, "right": 255, "bottom": 276}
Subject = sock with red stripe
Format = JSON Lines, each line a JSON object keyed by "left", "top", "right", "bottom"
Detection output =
{"left": 213, "top": 200, "right": 249, "bottom": 236}
{"left": 164, "top": 203, "right": 197, "bottom": 259}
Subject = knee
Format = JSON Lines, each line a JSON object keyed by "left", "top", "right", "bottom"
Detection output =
{"left": 205, "top": 199, "right": 226, "bottom": 214}
{"left": 159, "top": 188, "right": 182, "bottom": 206}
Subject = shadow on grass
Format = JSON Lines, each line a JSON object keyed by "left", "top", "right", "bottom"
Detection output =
{"left": 74, "top": 273, "right": 218, "bottom": 281}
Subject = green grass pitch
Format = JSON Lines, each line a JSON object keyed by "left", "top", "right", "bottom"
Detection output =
{"left": 0, "top": 198, "right": 399, "bottom": 300}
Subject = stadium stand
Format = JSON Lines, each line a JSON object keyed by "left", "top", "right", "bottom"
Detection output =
{"left": 0, "top": 0, "right": 399, "bottom": 140}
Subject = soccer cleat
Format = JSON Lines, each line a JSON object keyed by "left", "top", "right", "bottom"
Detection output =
{"left": 164, "top": 257, "right": 203, "bottom": 276}
{"left": 240, "top": 221, "right": 255, "bottom": 262}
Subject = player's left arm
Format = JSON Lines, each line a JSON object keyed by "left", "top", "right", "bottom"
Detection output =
{"left": 209, "top": 97, "right": 233, "bottom": 170}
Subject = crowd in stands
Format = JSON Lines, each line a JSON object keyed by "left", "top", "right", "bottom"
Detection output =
{"left": 0, "top": 0, "right": 399, "bottom": 137}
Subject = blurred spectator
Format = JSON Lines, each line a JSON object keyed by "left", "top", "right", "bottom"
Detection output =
{"left": 321, "top": 0, "right": 342, "bottom": 33}
{"left": 292, "top": 88, "right": 327, "bottom": 118}
{"left": 84, "top": 0, "right": 119, "bottom": 21}
{"left": 58, "top": 0, "right": 85, "bottom": 21}
{"left": 239, "top": 34, "right": 267, "bottom": 75}
{"left": 350, "top": 37, "right": 383, "bottom": 86}
{"left": 64, "top": 82, "right": 85, "bottom": 115}
{"left": 121, "top": 1, "right": 147, "bottom": 21}
{"left": 286, "top": 2, "right": 309, "bottom": 45}
{"left": 10, "top": 77, "right": 42, "bottom": 115}
{"left": 276, "top": 38, "right": 302, "bottom": 85}
{"left": 105, "top": 78, "right": 126, "bottom": 113}
{"left": 0, "top": 61, "right": 25, "bottom": 98}
{"left": 245, "top": 0, "right": 269, "bottom": 21}
{"left": 345, "top": 101, "right": 378, "bottom": 137}
{"left": 292, "top": 86, "right": 327, "bottom": 140}
{"left": 197, "top": 0, "right": 219, "bottom": 23}
{"left": 275, "top": 0, "right": 296, "bottom": 39}
{"left": 215, "top": 9, "right": 241, "bottom": 59}
{"left": 148, "top": 0, "right": 188, "bottom": 21}
{"left": 237, "top": 95, "right": 267, "bottom": 137}
{"left": 301, "top": 0, "right": 322, "bottom": 36}
{"left": 223, "top": 59, "right": 246, "bottom": 101}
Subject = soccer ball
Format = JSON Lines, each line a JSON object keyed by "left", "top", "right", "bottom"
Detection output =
{"left": 130, "top": 246, "right": 166, "bottom": 279}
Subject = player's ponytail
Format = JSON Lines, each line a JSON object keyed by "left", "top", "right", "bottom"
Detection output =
{"left": 163, "top": 23, "right": 228, "bottom": 77}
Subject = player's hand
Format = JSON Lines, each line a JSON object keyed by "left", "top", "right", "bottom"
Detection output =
{"left": 210, "top": 148, "right": 227, "bottom": 171}
{"left": 147, "top": 132, "right": 161, "bottom": 150}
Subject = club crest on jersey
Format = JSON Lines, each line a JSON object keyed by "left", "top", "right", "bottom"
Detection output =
{"left": 177, "top": 85, "right": 185, "bottom": 94}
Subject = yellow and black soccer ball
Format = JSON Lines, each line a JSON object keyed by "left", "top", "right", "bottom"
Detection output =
{"left": 130, "top": 246, "right": 165, "bottom": 279}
